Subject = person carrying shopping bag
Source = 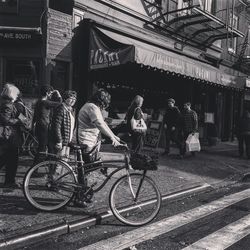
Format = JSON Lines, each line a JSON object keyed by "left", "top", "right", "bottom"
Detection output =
{"left": 126, "top": 95, "right": 147, "bottom": 153}
{"left": 181, "top": 102, "right": 199, "bottom": 157}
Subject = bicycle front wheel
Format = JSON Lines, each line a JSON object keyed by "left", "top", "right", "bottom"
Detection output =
{"left": 23, "top": 160, "right": 76, "bottom": 211}
{"left": 109, "top": 173, "right": 161, "bottom": 226}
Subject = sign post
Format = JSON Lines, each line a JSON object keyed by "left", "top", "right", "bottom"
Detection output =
{"left": 144, "top": 120, "right": 163, "bottom": 148}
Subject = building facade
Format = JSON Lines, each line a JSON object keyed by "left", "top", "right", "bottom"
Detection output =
{"left": 72, "top": 0, "right": 250, "bottom": 142}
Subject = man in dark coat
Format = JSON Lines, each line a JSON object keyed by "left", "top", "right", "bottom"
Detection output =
{"left": 163, "top": 98, "right": 182, "bottom": 156}
{"left": 238, "top": 109, "right": 250, "bottom": 159}
{"left": 182, "top": 102, "right": 198, "bottom": 156}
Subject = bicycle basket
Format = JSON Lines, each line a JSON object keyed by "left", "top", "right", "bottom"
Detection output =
{"left": 130, "top": 152, "right": 158, "bottom": 171}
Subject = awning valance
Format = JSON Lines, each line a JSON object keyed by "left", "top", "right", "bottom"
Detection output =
{"left": 89, "top": 26, "right": 245, "bottom": 89}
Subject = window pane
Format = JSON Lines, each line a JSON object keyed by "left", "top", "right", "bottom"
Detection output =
{"left": 6, "top": 59, "right": 40, "bottom": 96}
{"left": 0, "top": 0, "right": 18, "bottom": 14}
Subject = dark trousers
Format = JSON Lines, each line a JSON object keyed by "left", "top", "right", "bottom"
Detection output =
{"left": 165, "top": 129, "right": 183, "bottom": 155}
{"left": 33, "top": 124, "right": 50, "bottom": 165}
{"left": 238, "top": 134, "right": 250, "bottom": 158}
{"left": 131, "top": 132, "right": 144, "bottom": 153}
{"left": 0, "top": 144, "right": 19, "bottom": 184}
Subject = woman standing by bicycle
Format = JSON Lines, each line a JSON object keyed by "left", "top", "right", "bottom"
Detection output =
{"left": 50, "top": 90, "right": 77, "bottom": 157}
{"left": 74, "top": 88, "right": 121, "bottom": 152}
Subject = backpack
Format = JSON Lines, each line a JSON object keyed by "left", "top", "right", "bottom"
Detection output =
{"left": 17, "top": 101, "right": 33, "bottom": 131}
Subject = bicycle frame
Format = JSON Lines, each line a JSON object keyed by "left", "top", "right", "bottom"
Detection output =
{"left": 48, "top": 148, "right": 147, "bottom": 198}
{"left": 20, "top": 130, "right": 37, "bottom": 151}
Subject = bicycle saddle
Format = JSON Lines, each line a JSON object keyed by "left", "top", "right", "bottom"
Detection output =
{"left": 68, "top": 142, "right": 88, "bottom": 150}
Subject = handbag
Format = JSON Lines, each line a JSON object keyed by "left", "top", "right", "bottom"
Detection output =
{"left": 130, "top": 108, "right": 147, "bottom": 133}
{"left": 185, "top": 133, "right": 201, "bottom": 152}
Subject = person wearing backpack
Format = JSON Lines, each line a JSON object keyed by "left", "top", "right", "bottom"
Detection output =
{"left": 0, "top": 84, "right": 26, "bottom": 188}
{"left": 126, "top": 95, "right": 147, "bottom": 153}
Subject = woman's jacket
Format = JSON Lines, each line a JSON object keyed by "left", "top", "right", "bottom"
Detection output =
{"left": 0, "top": 98, "right": 21, "bottom": 145}
{"left": 50, "top": 104, "right": 75, "bottom": 146}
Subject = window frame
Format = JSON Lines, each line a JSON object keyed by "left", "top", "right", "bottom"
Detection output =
{"left": 228, "top": 13, "right": 239, "bottom": 54}
{"left": 73, "top": 8, "right": 85, "bottom": 29}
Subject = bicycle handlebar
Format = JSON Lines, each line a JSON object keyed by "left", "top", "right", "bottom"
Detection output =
{"left": 114, "top": 139, "right": 129, "bottom": 151}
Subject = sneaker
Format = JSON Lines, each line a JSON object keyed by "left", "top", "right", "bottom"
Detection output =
{"left": 74, "top": 199, "right": 88, "bottom": 208}
{"left": 3, "top": 182, "right": 21, "bottom": 189}
{"left": 100, "top": 168, "right": 108, "bottom": 176}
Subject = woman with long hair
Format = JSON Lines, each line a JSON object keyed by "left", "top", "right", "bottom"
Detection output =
{"left": 126, "top": 95, "right": 146, "bottom": 153}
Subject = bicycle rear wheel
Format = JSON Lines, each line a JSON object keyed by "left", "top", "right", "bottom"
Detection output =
{"left": 28, "top": 136, "right": 38, "bottom": 158}
{"left": 23, "top": 160, "right": 76, "bottom": 211}
{"left": 109, "top": 173, "right": 161, "bottom": 226}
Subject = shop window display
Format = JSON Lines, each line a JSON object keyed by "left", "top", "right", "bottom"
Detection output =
{"left": 6, "top": 59, "right": 40, "bottom": 96}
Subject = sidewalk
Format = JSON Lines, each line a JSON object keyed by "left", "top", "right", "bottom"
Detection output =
{"left": 0, "top": 141, "right": 249, "bottom": 249}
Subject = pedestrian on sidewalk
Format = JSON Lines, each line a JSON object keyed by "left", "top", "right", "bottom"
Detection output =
{"left": 126, "top": 95, "right": 146, "bottom": 153}
{"left": 50, "top": 90, "right": 77, "bottom": 158}
{"left": 72, "top": 88, "right": 121, "bottom": 206}
{"left": 181, "top": 102, "right": 198, "bottom": 157}
{"left": 0, "top": 83, "right": 26, "bottom": 188}
{"left": 237, "top": 109, "right": 250, "bottom": 159}
{"left": 162, "top": 98, "right": 182, "bottom": 156}
{"left": 32, "top": 85, "right": 62, "bottom": 165}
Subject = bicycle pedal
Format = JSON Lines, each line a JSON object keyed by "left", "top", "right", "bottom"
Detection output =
{"left": 74, "top": 200, "right": 88, "bottom": 208}
{"left": 100, "top": 168, "right": 108, "bottom": 176}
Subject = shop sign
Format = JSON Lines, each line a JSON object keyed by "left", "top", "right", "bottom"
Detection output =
{"left": 144, "top": 120, "right": 163, "bottom": 148}
{"left": 89, "top": 28, "right": 135, "bottom": 70}
{"left": 88, "top": 26, "right": 245, "bottom": 89}
{"left": 0, "top": 30, "right": 41, "bottom": 43}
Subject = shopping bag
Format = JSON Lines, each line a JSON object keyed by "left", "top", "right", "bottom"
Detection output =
{"left": 185, "top": 133, "right": 201, "bottom": 152}
{"left": 131, "top": 117, "right": 147, "bottom": 133}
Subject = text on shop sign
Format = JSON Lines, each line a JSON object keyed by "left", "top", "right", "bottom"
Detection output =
{"left": 90, "top": 49, "right": 120, "bottom": 69}
{"left": 0, "top": 32, "right": 33, "bottom": 40}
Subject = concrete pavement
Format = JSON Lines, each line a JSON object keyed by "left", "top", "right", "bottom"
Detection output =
{"left": 0, "top": 141, "right": 249, "bottom": 250}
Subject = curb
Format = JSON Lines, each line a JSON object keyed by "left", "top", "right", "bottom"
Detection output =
{"left": 0, "top": 184, "right": 212, "bottom": 250}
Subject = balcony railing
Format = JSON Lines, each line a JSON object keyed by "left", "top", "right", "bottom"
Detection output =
{"left": 142, "top": 0, "right": 244, "bottom": 49}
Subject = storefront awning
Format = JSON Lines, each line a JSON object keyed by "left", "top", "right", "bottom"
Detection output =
{"left": 89, "top": 26, "right": 245, "bottom": 89}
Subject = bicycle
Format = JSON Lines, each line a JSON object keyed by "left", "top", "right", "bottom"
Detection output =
{"left": 23, "top": 142, "right": 162, "bottom": 226}
{"left": 19, "top": 129, "right": 38, "bottom": 158}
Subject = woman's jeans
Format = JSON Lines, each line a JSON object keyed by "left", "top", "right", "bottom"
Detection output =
{"left": 34, "top": 123, "right": 50, "bottom": 165}
{"left": 131, "top": 132, "right": 144, "bottom": 153}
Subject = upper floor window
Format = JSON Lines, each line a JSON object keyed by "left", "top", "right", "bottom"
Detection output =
{"left": 228, "top": 13, "right": 239, "bottom": 54}
{"left": 73, "top": 9, "right": 85, "bottom": 28}
{"left": 177, "top": 0, "right": 215, "bottom": 15}
{"left": 0, "top": 0, "right": 18, "bottom": 14}
{"left": 178, "top": 0, "right": 191, "bottom": 16}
